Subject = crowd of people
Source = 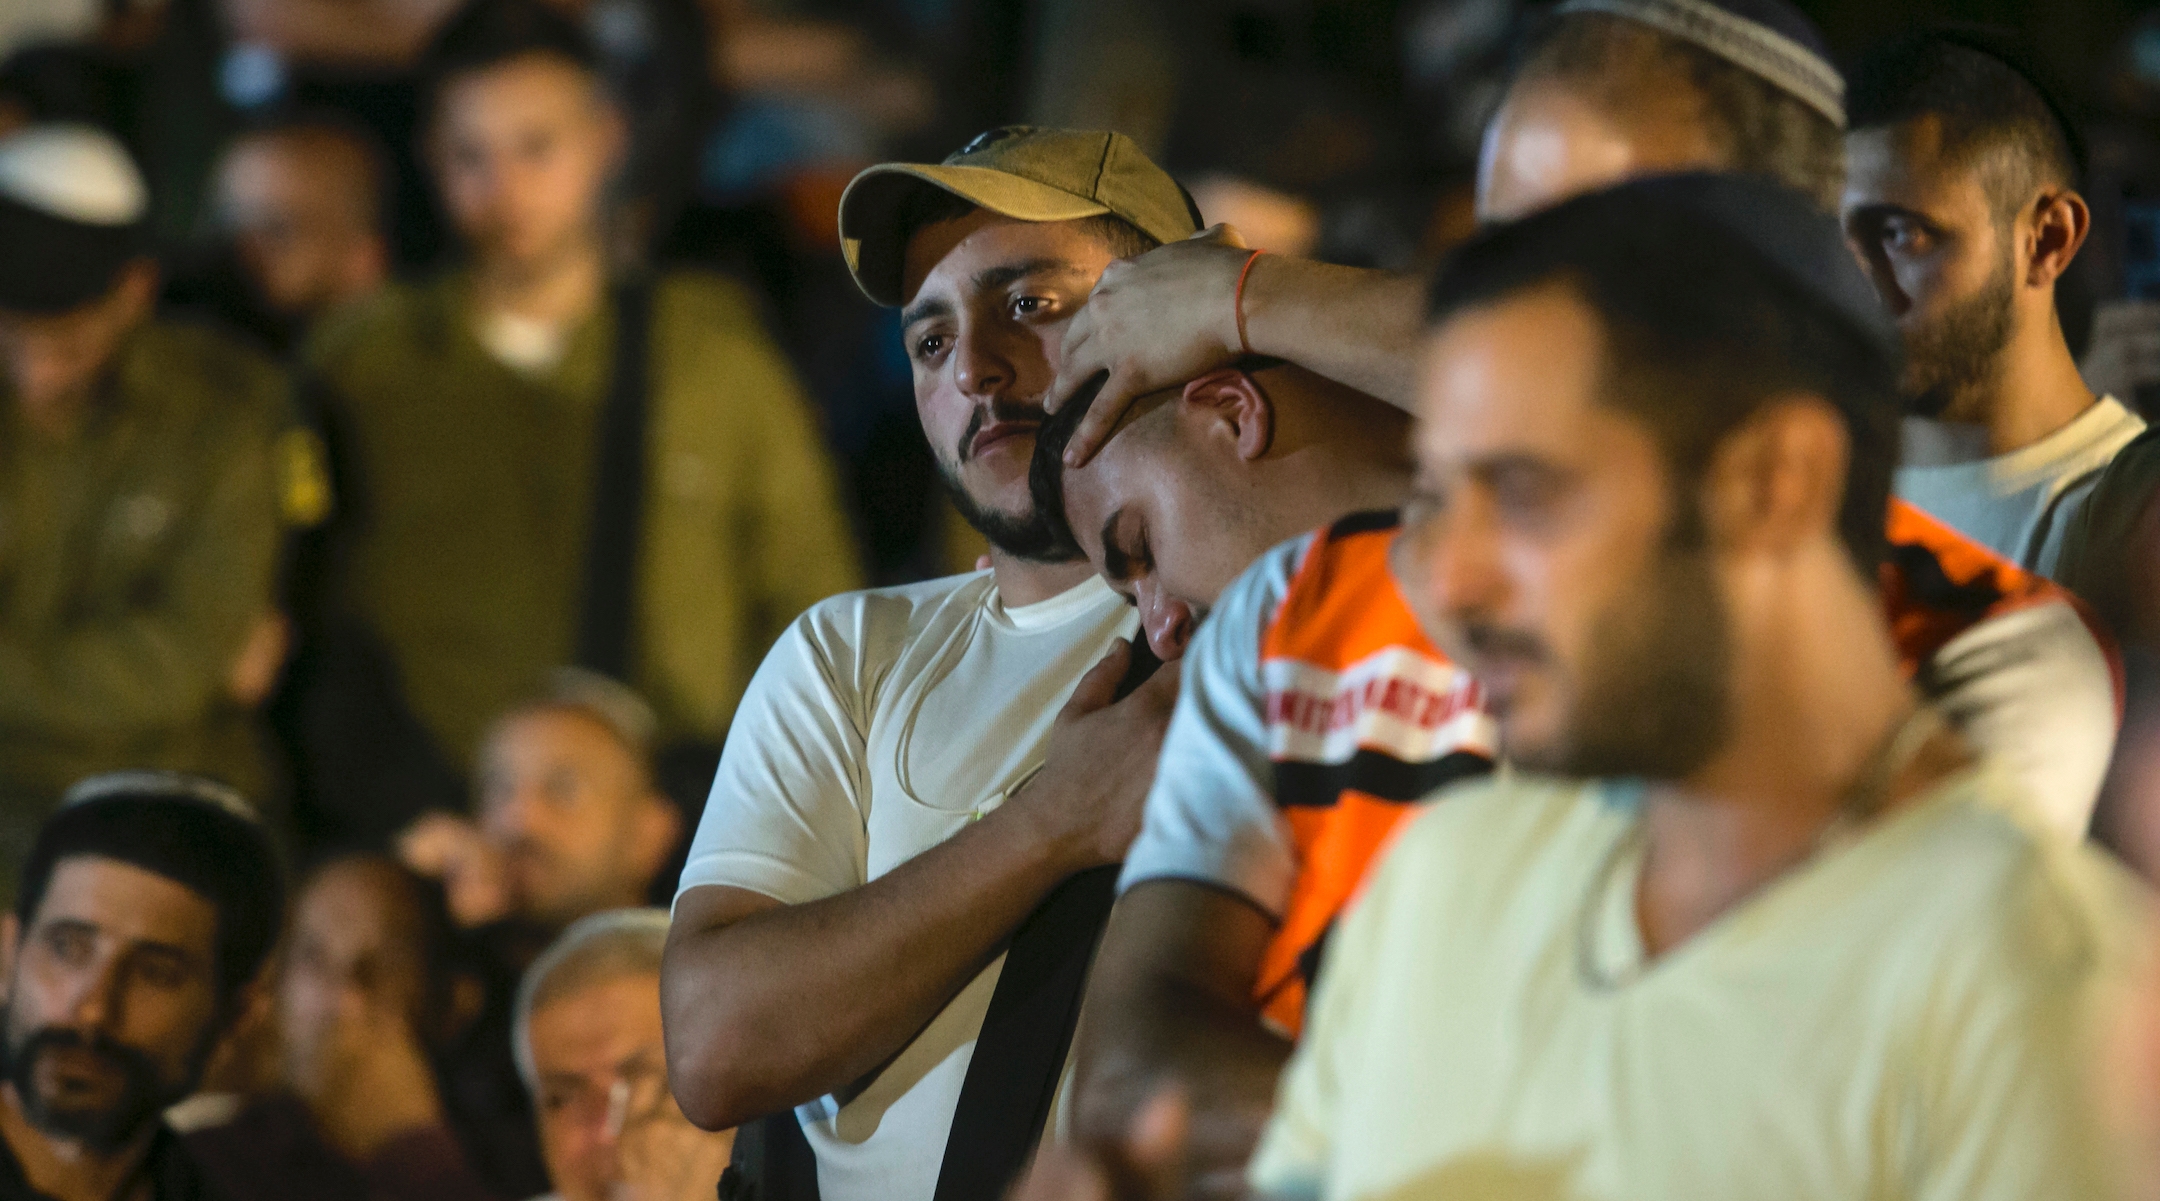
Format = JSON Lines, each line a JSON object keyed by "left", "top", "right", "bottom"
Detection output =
{"left": 9, "top": 0, "right": 2160, "bottom": 1198}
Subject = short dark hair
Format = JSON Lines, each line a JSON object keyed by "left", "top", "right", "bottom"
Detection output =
{"left": 1424, "top": 178, "right": 1900, "bottom": 575}
{"left": 1029, "top": 354, "right": 1286, "bottom": 560}
{"left": 19, "top": 781, "right": 284, "bottom": 1004}
{"left": 892, "top": 186, "right": 1163, "bottom": 270}
{"left": 417, "top": 0, "right": 599, "bottom": 118}
{"left": 1512, "top": 12, "right": 1845, "bottom": 211}
{"left": 1847, "top": 35, "right": 2081, "bottom": 223}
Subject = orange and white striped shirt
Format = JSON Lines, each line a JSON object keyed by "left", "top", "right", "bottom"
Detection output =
{"left": 1118, "top": 503, "right": 2118, "bottom": 1038}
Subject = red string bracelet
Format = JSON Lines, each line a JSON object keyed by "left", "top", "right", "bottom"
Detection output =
{"left": 1234, "top": 249, "right": 1266, "bottom": 356}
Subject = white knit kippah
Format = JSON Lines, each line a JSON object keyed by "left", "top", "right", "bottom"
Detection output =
{"left": 0, "top": 123, "right": 148, "bottom": 227}
{"left": 60, "top": 771, "right": 260, "bottom": 822}
{"left": 1557, "top": 0, "right": 1846, "bottom": 127}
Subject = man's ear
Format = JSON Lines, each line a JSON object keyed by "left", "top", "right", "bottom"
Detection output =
{"left": 2025, "top": 187, "right": 2091, "bottom": 290}
{"left": 1699, "top": 395, "right": 1849, "bottom": 558}
{"left": 1179, "top": 368, "right": 1274, "bottom": 461}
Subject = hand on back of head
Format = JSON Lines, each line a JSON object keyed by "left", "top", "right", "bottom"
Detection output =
{"left": 1047, "top": 225, "right": 1253, "bottom": 468}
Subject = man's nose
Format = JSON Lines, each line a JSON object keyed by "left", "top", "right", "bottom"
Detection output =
{"left": 1844, "top": 235, "right": 1912, "bottom": 319}
{"left": 953, "top": 327, "right": 1015, "bottom": 400}
{"left": 488, "top": 784, "right": 542, "bottom": 837}
{"left": 1137, "top": 581, "right": 1196, "bottom": 662}
{"left": 65, "top": 958, "right": 125, "bottom": 1032}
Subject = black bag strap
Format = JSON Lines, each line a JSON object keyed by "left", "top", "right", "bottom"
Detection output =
{"left": 719, "top": 1107, "right": 821, "bottom": 1201}
{"left": 726, "top": 641, "right": 1159, "bottom": 1201}
{"left": 931, "top": 639, "right": 1155, "bottom": 1199}
{"left": 575, "top": 278, "right": 655, "bottom": 680}
{"left": 932, "top": 863, "right": 1119, "bottom": 1201}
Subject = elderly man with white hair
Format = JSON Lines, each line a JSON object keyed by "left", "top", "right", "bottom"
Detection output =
{"left": 515, "top": 909, "right": 733, "bottom": 1201}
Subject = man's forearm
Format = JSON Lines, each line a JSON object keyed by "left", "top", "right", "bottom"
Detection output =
{"left": 1075, "top": 882, "right": 1289, "bottom": 1186}
{"left": 664, "top": 796, "right": 1089, "bottom": 1130}
{"left": 1242, "top": 258, "right": 1424, "bottom": 411}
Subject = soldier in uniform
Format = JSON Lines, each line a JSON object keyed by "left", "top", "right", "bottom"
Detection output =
{"left": 0, "top": 124, "right": 311, "bottom": 884}
{"left": 305, "top": 0, "right": 860, "bottom": 811}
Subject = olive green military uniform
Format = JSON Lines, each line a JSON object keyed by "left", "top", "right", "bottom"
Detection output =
{"left": 307, "top": 269, "right": 862, "bottom": 767}
{"left": 0, "top": 321, "right": 294, "bottom": 863}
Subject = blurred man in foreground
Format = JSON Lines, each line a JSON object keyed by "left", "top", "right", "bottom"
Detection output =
{"left": 1042, "top": 3, "right": 2119, "bottom": 1189}
{"left": 1044, "top": 172, "right": 2151, "bottom": 1201}
{"left": 520, "top": 910, "right": 728, "bottom": 1201}
{"left": 0, "top": 124, "right": 301, "bottom": 863}
{"left": 0, "top": 772, "right": 283, "bottom": 1201}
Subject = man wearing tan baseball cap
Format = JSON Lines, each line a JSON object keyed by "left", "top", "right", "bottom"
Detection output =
{"left": 662, "top": 128, "right": 1195, "bottom": 1201}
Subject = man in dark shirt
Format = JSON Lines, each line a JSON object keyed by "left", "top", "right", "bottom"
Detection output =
{"left": 0, "top": 771, "right": 283, "bottom": 1201}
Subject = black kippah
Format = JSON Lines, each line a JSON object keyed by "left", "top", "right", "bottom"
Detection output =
{"left": 19, "top": 774, "right": 284, "bottom": 999}
{"left": 1619, "top": 172, "right": 1894, "bottom": 354}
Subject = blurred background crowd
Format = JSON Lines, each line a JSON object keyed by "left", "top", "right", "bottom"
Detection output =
{"left": 6, "top": 1, "right": 2160, "bottom": 1200}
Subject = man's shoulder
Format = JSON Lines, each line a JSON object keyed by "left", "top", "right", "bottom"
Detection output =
{"left": 116, "top": 322, "right": 289, "bottom": 448}
{"left": 785, "top": 571, "right": 998, "bottom": 666}
{"left": 1368, "top": 774, "right": 1613, "bottom": 909}
{"left": 302, "top": 277, "right": 447, "bottom": 377}
{"left": 1894, "top": 768, "right": 2151, "bottom": 976}
{"left": 652, "top": 267, "right": 767, "bottom": 330}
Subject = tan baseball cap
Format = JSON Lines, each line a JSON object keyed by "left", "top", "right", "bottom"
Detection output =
{"left": 839, "top": 126, "right": 1202, "bottom": 307}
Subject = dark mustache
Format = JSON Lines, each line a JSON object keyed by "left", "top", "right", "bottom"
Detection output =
{"left": 957, "top": 397, "right": 1049, "bottom": 464}
{"left": 13, "top": 1027, "right": 160, "bottom": 1082}
{"left": 1459, "top": 622, "right": 1550, "bottom": 665}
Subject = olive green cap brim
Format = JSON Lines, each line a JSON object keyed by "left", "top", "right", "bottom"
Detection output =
{"left": 841, "top": 164, "right": 1115, "bottom": 307}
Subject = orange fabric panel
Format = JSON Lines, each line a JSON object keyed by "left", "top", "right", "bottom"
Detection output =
{"left": 1261, "top": 522, "right": 1441, "bottom": 673}
{"left": 1881, "top": 498, "right": 2066, "bottom": 674}
{"left": 1255, "top": 791, "right": 1422, "bottom": 1036}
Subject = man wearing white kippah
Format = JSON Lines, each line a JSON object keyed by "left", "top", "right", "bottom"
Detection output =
{"left": 0, "top": 123, "right": 311, "bottom": 871}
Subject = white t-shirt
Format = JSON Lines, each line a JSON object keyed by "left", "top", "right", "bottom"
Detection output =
{"left": 1251, "top": 765, "right": 2151, "bottom": 1201}
{"left": 1897, "top": 395, "right": 2147, "bottom": 577}
{"left": 676, "top": 570, "right": 1134, "bottom": 1201}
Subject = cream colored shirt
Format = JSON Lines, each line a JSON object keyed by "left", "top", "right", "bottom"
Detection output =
{"left": 1252, "top": 765, "right": 2150, "bottom": 1201}
{"left": 677, "top": 571, "right": 1135, "bottom": 1201}
{"left": 1898, "top": 395, "right": 2147, "bottom": 578}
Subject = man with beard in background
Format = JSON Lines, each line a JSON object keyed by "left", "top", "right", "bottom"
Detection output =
{"left": 0, "top": 772, "right": 282, "bottom": 1201}
{"left": 1844, "top": 36, "right": 2160, "bottom": 586}
{"left": 1842, "top": 36, "right": 2160, "bottom": 653}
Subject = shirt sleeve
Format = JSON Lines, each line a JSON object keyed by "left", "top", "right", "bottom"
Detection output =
{"left": 1117, "top": 536, "right": 1306, "bottom": 914}
{"left": 675, "top": 601, "right": 873, "bottom": 907}
{"left": 1928, "top": 599, "right": 2115, "bottom": 838}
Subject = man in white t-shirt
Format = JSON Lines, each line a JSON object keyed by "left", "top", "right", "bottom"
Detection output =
{"left": 658, "top": 127, "right": 1195, "bottom": 1201}
{"left": 1844, "top": 36, "right": 2160, "bottom": 592}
